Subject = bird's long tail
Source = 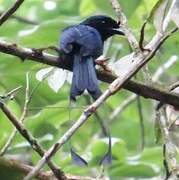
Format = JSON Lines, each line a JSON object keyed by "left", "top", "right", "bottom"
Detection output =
{"left": 70, "top": 54, "right": 101, "bottom": 101}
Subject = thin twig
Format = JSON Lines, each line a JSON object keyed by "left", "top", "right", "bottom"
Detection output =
{"left": 139, "top": 20, "right": 148, "bottom": 51}
{"left": 0, "top": 0, "right": 25, "bottom": 26}
{"left": 163, "top": 0, "right": 176, "bottom": 32}
{"left": 0, "top": 101, "right": 67, "bottom": 180}
{"left": 109, "top": 94, "right": 136, "bottom": 121}
{"left": 109, "top": 55, "right": 178, "bottom": 122}
{"left": 136, "top": 96, "right": 145, "bottom": 150}
{"left": 110, "top": 0, "right": 140, "bottom": 51}
{"left": 0, "top": 69, "right": 61, "bottom": 155}
{"left": 158, "top": 108, "right": 179, "bottom": 177}
{"left": 0, "top": 73, "right": 30, "bottom": 155}
{"left": 85, "top": 96, "right": 108, "bottom": 136}
{"left": 152, "top": 56, "right": 178, "bottom": 82}
{"left": 0, "top": 86, "right": 22, "bottom": 101}
{"left": 28, "top": 67, "right": 55, "bottom": 103}
{"left": 0, "top": 11, "right": 38, "bottom": 25}
{"left": 142, "top": 65, "right": 152, "bottom": 84}
{"left": 163, "top": 144, "right": 172, "bottom": 180}
{"left": 170, "top": 82, "right": 179, "bottom": 91}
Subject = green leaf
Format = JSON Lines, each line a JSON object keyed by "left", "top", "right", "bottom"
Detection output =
{"left": 153, "top": 0, "right": 169, "bottom": 32}
{"left": 170, "top": 0, "right": 179, "bottom": 27}
{"left": 90, "top": 138, "right": 126, "bottom": 165}
{"left": 80, "top": 0, "right": 96, "bottom": 17}
{"left": 144, "top": 0, "right": 169, "bottom": 32}
{"left": 140, "top": 147, "right": 163, "bottom": 166}
{"left": 26, "top": 100, "right": 76, "bottom": 131}
{"left": 109, "top": 161, "right": 159, "bottom": 177}
{"left": 92, "top": 0, "right": 142, "bottom": 17}
{"left": 0, "top": 157, "right": 24, "bottom": 180}
{"left": 118, "top": 0, "right": 142, "bottom": 17}
{"left": 19, "top": 17, "right": 80, "bottom": 47}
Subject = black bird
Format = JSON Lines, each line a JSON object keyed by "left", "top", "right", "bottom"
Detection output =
{"left": 60, "top": 15, "right": 124, "bottom": 101}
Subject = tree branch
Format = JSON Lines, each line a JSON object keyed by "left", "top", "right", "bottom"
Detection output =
{"left": 0, "top": 11, "right": 38, "bottom": 25}
{"left": 109, "top": 55, "right": 178, "bottom": 122}
{"left": 0, "top": 156, "right": 95, "bottom": 180}
{"left": 0, "top": 156, "right": 55, "bottom": 180}
{"left": 110, "top": 0, "right": 139, "bottom": 51}
{"left": 0, "top": 40, "right": 179, "bottom": 107}
{"left": 136, "top": 95, "right": 145, "bottom": 150}
{"left": 0, "top": 73, "right": 30, "bottom": 155}
{"left": 0, "top": 0, "right": 25, "bottom": 26}
{"left": 157, "top": 108, "right": 179, "bottom": 178}
{"left": 0, "top": 101, "right": 67, "bottom": 180}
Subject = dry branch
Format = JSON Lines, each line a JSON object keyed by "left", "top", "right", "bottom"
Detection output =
{"left": 0, "top": 40, "right": 179, "bottom": 107}
{"left": 0, "top": 0, "right": 25, "bottom": 26}
{"left": 0, "top": 11, "right": 38, "bottom": 25}
{"left": 0, "top": 156, "right": 95, "bottom": 180}
{"left": 109, "top": 55, "right": 178, "bottom": 122}
{"left": 110, "top": 0, "right": 139, "bottom": 51}
{"left": 0, "top": 73, "right": 30, "bottom": 155}
{"left": 157, "top": 109, "right": 179, "bottom": 178}
{"left": 0, "top": 101, "right": 67, "bottom": 180}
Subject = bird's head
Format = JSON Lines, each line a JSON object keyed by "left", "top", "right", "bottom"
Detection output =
{"left": 81, "top": 15, "right": 124, "bottom": 41}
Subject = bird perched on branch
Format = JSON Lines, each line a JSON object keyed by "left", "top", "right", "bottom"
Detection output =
{"left": 60, "top": 15, "right": 124, "bottom": 101}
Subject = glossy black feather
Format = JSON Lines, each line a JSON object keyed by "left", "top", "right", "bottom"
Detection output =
{"left": 59, "top": 15, "right": 124, "bottom": 100}
{"left": 100, "top": 135, "right": 112, "bottom": 165}
{"left": 70, "top": 148, "right": 88, "bottom": 167}
{"left": 70, "top": 55, "right": 101, "bottom": 101}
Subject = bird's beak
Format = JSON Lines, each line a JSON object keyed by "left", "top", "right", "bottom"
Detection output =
{"left": 110, "top": 28, "right": 125, "bottom": 36}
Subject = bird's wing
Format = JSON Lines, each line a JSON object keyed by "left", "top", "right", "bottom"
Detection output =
{"left": 60, "top": 25, "right": 103, "bottom": 58}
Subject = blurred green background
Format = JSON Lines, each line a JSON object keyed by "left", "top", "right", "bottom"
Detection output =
{"left": 0, "top": 0, "right": 179, "bottom": 179}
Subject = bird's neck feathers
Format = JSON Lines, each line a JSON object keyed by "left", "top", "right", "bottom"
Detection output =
{"left": 95, "top": 28, "right": 114, "bottom": 41}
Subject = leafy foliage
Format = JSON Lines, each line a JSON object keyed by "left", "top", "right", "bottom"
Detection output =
{"left": 0, "top": 0, "right": 179, "bottom": 179}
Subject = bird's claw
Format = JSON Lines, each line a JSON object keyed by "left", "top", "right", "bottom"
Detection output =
{"left": 95, "top": 56, "right": 112, "bottom": 72}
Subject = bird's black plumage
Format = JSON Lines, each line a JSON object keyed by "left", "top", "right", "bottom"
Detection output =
{"left": 60, "top": 15, "right": 124, "bottom": 101}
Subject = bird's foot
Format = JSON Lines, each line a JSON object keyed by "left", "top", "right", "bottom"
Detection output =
{"left": 32, "top": 46, "right": 61, "bottom": 56}
{"left": 95, "top": 56, "right": 111, "bottom": 72}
